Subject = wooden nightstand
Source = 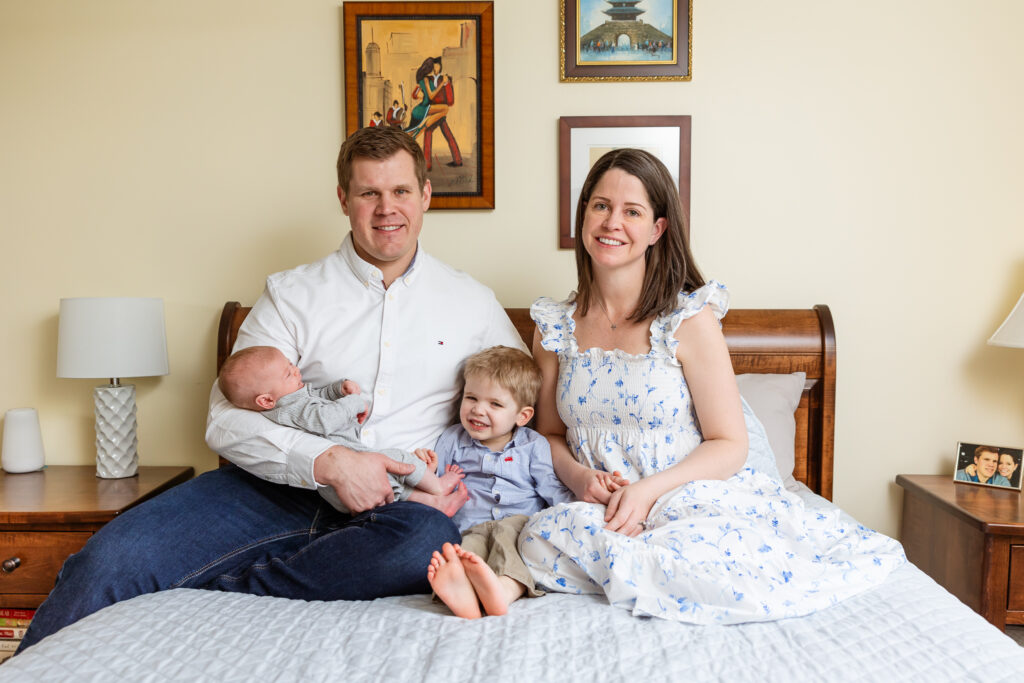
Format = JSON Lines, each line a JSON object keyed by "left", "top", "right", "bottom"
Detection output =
{"left": 896, "top": 474, "right": 1024, "bottom": 630}
{"left": 0, "top": 465, "right": 193, "bottom": 608}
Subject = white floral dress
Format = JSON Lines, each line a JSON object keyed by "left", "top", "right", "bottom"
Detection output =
{"left": 519, "top": 281, "right": 905, "bottom": 624}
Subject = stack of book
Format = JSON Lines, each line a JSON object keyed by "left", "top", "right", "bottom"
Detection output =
{"left": 0, "top": 608, "right": 34, "bottom": 663}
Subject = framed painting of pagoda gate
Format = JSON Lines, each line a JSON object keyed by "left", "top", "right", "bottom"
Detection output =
{"left": 343, "top": 2, "right": 495, "bottom": 209}
{"left": 560, "top": 0, "right": 691, "bottom": 81}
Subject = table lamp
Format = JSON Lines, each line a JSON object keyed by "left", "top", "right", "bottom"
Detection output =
{"left": 57, "top": 297, "right": 169, "bottom": 478}
{"left": 989, "top": 292, "right": 1024, "bottom": 348}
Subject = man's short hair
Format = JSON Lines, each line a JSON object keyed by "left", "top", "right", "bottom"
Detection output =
{"left": 461, "top": 346, "right": 541, "bottom": 409}
{"left": 336, "top": 126, "right": 427, "bottom": 193}
{"left": 970, "top": 444, "right": 995, "bottom": 458}
{"left": 975, "top": 445, "right": 999, "bottom": 460}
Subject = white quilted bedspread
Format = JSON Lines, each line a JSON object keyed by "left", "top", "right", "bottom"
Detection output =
{"left": 4, "top": 490, "right": 1024, "bottom": 681}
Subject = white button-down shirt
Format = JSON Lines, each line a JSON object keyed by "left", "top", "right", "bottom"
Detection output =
{"left": 205, "top": 234, "right": 527, "bottom": 490}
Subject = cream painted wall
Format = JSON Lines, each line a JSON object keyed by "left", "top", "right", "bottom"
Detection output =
{"left": 2, "top": 1, "right": 1023, "bottom": 537}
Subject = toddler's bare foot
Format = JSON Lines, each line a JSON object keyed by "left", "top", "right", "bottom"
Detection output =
{"left": 427, "top": 543, "right": 482, "bottom": 619}
{"left": 409, "top": 482, "right": 469, "bottom": 517}
{"left": 438, "top": 465, "right": 465, "bottom": 494}
{"left": 457, "top": 547, "right": 512, "bottom": 616}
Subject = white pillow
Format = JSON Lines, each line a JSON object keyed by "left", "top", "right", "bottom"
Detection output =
{"left": 736, "top": 372, "right": 806, "bottom": 482}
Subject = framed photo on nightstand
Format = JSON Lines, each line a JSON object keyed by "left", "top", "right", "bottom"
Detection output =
{"left": 953, "top": 441, "right": 1023, "bottom": 490}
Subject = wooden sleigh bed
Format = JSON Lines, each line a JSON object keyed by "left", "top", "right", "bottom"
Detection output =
{"left": 6, "top": 303, "right": 1023, "bottom": 683}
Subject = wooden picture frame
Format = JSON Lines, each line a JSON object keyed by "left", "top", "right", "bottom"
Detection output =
{"left": 558, "top": 115, "right": 691, "bottom": 249}
{"left": 560, "top": 0, "right": 692, "bottom": 82}
{"left": 953, "top": 442, "right": 1024, "bottom": 491}
{"left": 343, "top": 2, "right": 494, "bottom": 210}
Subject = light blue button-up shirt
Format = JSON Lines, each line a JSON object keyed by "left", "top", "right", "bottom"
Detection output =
{"left": 435, "top": 423, "right": 574, "bottom": 532}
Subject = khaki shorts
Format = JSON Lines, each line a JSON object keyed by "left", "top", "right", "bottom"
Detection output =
{"left": 459, "top": 514, "right": 543, "bottom": 598}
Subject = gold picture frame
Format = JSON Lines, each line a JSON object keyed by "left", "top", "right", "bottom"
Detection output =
{"left": 560, "top": 0, "right": 692, "bottom": 82}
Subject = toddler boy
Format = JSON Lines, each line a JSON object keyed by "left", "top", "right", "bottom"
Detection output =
{"left": 424, "top": 346, "right": 573, "bottom": 618}
{"left": 218, "top": 345, "right": 468, "bottom": 516}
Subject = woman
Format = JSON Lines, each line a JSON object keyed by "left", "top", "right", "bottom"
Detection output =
{"left": 998, "top": 451, "right": 1020, "bottom": 488}
{"left": 519, "top": 148, "right": 904, "bottom": 624}
{"left": 404, "top": 56, "right": 462, "bottom": 169}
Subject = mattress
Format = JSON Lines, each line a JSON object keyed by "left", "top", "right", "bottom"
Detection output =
{"left": 3, "top": 489, "right": 1023, "bottom": 682}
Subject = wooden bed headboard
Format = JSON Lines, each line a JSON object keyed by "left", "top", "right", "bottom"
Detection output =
{"left": 217, "top": 302, "right": 836, "bottom": 500}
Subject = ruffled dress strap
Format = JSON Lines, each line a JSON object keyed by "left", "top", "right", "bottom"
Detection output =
{"left": 530, "top": 295, "right": 578, "bottom": 355}
{"left": 652, "top": 280, "right": 730, "bottom": 363}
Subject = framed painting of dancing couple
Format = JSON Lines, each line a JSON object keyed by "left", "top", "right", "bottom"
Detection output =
{"left": 343, "top": 2, "right": 495, "bottom": 209}
{"left": 953, "top": 441, "right": 1023, "bottom": 491}
{"left": 558, "top": 115, "right": 691, "bottom": 248}
{"left": 561, "top": 0, "right": 692, "bottom": 81}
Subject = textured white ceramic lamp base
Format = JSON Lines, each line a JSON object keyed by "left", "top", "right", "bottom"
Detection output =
{"left": 94, "top": 384, "right": 139, "bottom": 478}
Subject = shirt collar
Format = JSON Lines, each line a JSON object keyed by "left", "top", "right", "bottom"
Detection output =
{"left": 456, "top": 424, "right": 523, "bottom": 452}
{"left": 339, "top": 233, "right": 421, "bottom": 289}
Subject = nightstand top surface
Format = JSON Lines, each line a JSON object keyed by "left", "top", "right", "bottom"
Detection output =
{"left": 0, "top": 465, "right": 194, "bottom": 525}
{"left": 896, "top": 473, "right": 1024, "bottom": 535}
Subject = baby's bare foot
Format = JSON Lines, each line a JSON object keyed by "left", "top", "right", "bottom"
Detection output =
{"left": 427, "top": 543, "right": 482, "bottom": 619}
{"left": 439, "top": 482, "right": 469, "bottom": 516}
{"left": 457, "top": 547, "right": 510, "bottom": 616}
{"left": 438, "top": 465, "right": 465, "bottom": 494}
{"left": 408, "top": 482, "right": 468, "bottom": 517}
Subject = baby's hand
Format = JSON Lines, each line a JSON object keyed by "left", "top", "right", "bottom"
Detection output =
{"left": 340, "top": 379, "right": 361, "bottom": 396}
{"left": 356, "top": 402, "right": 368, "bottom": 425}
{"left": 414, "top": 448, "right": 438, "bottom": 469}
{"left": 965, "top": 464, "right": 977, "bottom": 477}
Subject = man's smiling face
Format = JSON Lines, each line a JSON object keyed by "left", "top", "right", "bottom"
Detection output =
{"left": 338, "top": 151, "right": 431, "bottom": 284}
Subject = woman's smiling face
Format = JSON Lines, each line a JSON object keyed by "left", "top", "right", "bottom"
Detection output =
{"left": 998, "top": 452, "right": 1018, "bottom": 479}
{"left": 580, "top": 167, "right": 666, "bottom": 273}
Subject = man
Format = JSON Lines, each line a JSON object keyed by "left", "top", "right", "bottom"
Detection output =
{"left": 386, "top": 99, "right": 405, "bottom": 128}
{"left": 955, "top": 445, "right": 1010, "bottom": 486}
{"left": 17, "top": 127, "right": 525, "bottom": 652}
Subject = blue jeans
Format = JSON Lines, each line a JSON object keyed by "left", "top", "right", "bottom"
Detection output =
{"left": 17, "top": 465, "right": 460, "bottom": 652}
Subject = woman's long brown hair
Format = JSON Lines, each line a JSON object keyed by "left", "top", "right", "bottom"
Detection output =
{"left": 574, "top": 148, "right": 704, "bottom": 322}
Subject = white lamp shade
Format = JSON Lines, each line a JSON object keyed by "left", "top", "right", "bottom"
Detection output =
{"left": 988, "top": 292, "right": 1024, "bottom": 348}
{"left": 57, "top": 297, "right": 169, "bottom": 378}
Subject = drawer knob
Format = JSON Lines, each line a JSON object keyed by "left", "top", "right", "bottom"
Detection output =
{"left": 2, "top": 557, "right": 20, "bottom": 573}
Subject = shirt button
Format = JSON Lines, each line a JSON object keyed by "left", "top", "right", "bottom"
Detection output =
{"left": 494, "top": 492, "right": 501, "bottom": 502}
{"left": 492, "top": 507, "right": 500, "bottom": 517}
{"left": 384, "top": 341, "right": 391, "bottom": 347}
{"left": 377, "top": 388, "right": 386, "bottom": 396}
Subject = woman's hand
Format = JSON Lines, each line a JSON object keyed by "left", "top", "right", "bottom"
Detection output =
{"left": 604, "top": 478, "right": 661, "bottom": 537}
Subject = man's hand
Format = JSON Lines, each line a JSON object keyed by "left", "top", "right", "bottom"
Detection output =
{"left": 413, "top": 448, "right": 438, "bottom": 470}
{"left": 313, "top": 445, "right": 415, "bottom": 513}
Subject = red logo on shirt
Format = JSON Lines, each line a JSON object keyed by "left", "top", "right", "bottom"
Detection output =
{"left": 504, "top": 456, "right": 513, "bottom": 462}
{"left": 437, "top": 341, "right": 444, "bottom": 345}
